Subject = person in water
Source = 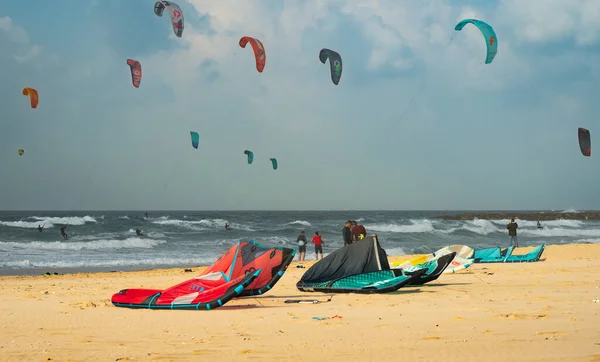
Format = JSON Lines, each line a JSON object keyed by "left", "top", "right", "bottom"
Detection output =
{"left": 135, "top": 228, "right": 143, "bottom": 236}
{"left": 60, "top": 225, "right": 68, "bottom": 240}
{"left": 342, "top": 220, "right": 353, "bottom": 246}
{"left": 296, "top": 231, "right": 307, "bottom": 261}
{"left": 536, "top": 221, "right": 543, "bottom": 229}
{"left": 506, "top": 218, "right": 519, "bottom": 247}
{"left": 312, "top": 231, "right": 324, "bottom": 260}
{"left": 37, "top": 224, "right": 44, "bottom": 232}
{"left": 351, "top": 220, "right": 367, "bottom": 241}
{"left": 225, "top": 223, "right": 231, "bottom": 231}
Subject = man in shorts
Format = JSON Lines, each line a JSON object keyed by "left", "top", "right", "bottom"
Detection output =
{"left": 312, "top": 231, "right": 324, "bottom": 260}
{"left": 296, "top": 231, "right": 307, "bottom": 261}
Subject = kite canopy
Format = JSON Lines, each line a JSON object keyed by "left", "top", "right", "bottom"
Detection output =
{"left": 22, "top": 87, "right": 39, "bottom": 108}
{"left": 126, "top": 59, "right": 142, "bottom": 88}
{"left": 190, "top": 131, "right": 199, "bottom": 149}
{"left": 154, "top": 1, "right": 184, "bottom": 37}
{"left": 110, "top": 241, "right": 295, "bottom": 310}
{"left": 111, "top": 269, "right": 261, "bottom": 310}
{"left": 454, "top": 19, "right": 497, "bottom": 64}
{"left": 18, "top": 149, "right": 24, "bottom": 156}
{"left": 298, "top": 235, "right": 391, "bottom": 286}
{"left": 578, "top": 127, "right": 591, "bottom": 157}
{"left": 319, "top": 49, "right": 343, "bottom": 85}
{"left": 244, "top": 150, "right": 254, "bottom": 164}
{"left": 199, "top": 240, "right": 296, "bottom": 296}
{"left": 239, "top": 36, "right": 266, "bottom": 73}
{"left": 270, "top": 158, "right": 278, "bottom": 170}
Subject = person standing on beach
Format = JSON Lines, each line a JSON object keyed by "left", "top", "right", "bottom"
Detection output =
{"left": 296, "top": 231, "right": 307, "bottom": 261}
{"left": 506, "top": 218, "right": 519, "bottom": 247}
{"left": 351, "top": 220, "right": 367, "bottom": 241}
{"left": 342, "top": 220, "right": 353, "bottom": 246}
{"left": 312, "top": 232, "right": 324, "bottom": 260}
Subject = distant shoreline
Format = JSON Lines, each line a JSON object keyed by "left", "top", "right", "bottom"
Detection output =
{"left": 433, "top": 211, "right": 600, "bottom": 221}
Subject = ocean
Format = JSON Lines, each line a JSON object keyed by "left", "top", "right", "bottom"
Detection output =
{"left": 0, "top": 210, "right": 597, "bottom": 275}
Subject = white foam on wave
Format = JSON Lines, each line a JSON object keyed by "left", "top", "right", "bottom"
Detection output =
{"left": 490, "top": 218, "right": 584, "bottom": 228}
{"left": 286, "top": 220, "right": 311, "bottom": 227}
{"left": 460, "top": 218, "right": 499, "bottom": 235}
{"left": 0, "top": 215, "right": 97, "bottom": 229}
{"left": 119, "top": 215, "right": 130, "bottom": 220}
{"left": 521, "top": 227, "right": 600, "bottom": 238}
{"left": 0, "top": 255, "right": 213, "bottom": 269}
{"left": 366, "top": 219, "right": 435, "bottom": 233}
{"left": 561, "top": 208, "right": 580, "bottom": 213}
{"left": 152, "top": 218, "right": 254, "bottom": 231}
{"left": 0, "top": 237, "right": 166, "bottom": 251}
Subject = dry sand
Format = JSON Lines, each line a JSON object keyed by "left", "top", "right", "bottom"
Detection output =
{"left": 1, "top": 244, "right": 599, "bottom": 362}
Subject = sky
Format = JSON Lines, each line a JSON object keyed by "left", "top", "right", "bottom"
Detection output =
{"left": 1, "top": 0, "right": 600, "bottom": 211}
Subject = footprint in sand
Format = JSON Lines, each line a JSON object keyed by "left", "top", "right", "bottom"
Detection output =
{"left": 452, "top": 316, "right": 467, "bottom": 321}
{"left": 421, "top": 336, "right": 442, "bottom": 340}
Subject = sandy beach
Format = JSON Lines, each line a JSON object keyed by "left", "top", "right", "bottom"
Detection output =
{"left": 1, "top": 244, "right": 599, "bottom": 362}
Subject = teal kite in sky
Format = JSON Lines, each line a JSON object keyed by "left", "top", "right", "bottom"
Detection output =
{"left": 454, "top": 19, "right": 497, "bottom": 64}
{"left": 190, "top": 131, "right": 199, "bottom": 149}
{"left": 270, "top": 158, "right": 278, "bottom": 170}
{"left": 244, "top": 150, "right": 254, "bottom": 164}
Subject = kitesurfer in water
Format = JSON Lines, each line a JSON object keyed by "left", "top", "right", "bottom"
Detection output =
{"left": 37, "top": 224, "right": 44, "bottom": 232}
{"left": 297, "top": 231, "right": 307, "bottom": 261}
{"left": 536, "top": 221, "right": 543, "bottom": 229}
{"left": 60, "top": 225, "right": 68, "bottom": 240}
{"left": 351, "top": 220, "right": 367, "bottom": 241}
{"left": 136, "top": 228, "right": 143, "bottom": 236}
{"left": 506, "top": 218, "right": 518, "bottom": 247}
{"left": 342, "top": 220, "right": 353, "bottom": 246}
{"left": 312, "top": 232, "right": 324, "bottom": 260}
{"left": 225, "top": 223, "right": 230, "bottom": 231}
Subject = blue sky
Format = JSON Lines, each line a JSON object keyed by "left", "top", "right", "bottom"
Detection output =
{"left": 1, "top": 0, "right": 599, "bottom": 211}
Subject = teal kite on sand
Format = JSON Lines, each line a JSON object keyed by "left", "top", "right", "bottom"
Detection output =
{"left": 454, "top": 19, "right": 497, "bottom": 64}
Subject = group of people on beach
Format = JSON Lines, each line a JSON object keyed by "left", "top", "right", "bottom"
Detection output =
{"left": 295, "top": 220, "right": 368, "bottom": 262}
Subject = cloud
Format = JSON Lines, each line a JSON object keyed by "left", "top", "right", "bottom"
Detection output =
{"left": 498, "top": 0, "right": 600, "bottom": 46}
{"left": 1, "top": 1, "right": 600, "bottom": 210}
{"left": 0, "top": 16, "right": 42, "bottom": 63}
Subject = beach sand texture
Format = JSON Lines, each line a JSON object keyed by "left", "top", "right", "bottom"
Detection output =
{"left": 1, "top": 244, "right": 599, "bottom": 362}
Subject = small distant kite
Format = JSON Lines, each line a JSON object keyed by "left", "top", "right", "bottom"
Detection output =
{"left": 190, "top": 131, "right": 199, "bottom": 149}
{"left": 22, "top": 87, "right": 39, "bottom": 108}
{"left": 270, "top": 158, "right": 278, "bottom": 170}
{"left": 578, "top": 127, "right": 591, "bottom": 157}
{"left": 126, "top": 59, "right": 142, "bottom": 88}
{"left": 239, "top": 36, "right": 266, "bottom": 73}
{"left": 18, "top": 149, "right": 24, "bottom": 156}
{"left": 454, "top": 19, "right": 497, "bottom": 64}
{"left": 319, "top": 49, "right": 343, "bottom": 85}
{"left": 244, "top": 150, "right": 254, "bottom": 164}
{"left": 154, "top": 1, "right": 184, "bottom": 38}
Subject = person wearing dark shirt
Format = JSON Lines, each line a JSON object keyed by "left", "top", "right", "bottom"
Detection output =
{"left": 296, "top": 231, "right": 307, "bottom": 261}
{"left": 506, "top": 218, "right": 519, "bottom": 247}
{"left": 342, "top": 220, "right": 353, "bottom": 246}
{"left": 351, "top": 220, "right": 367, "bottom": 241}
